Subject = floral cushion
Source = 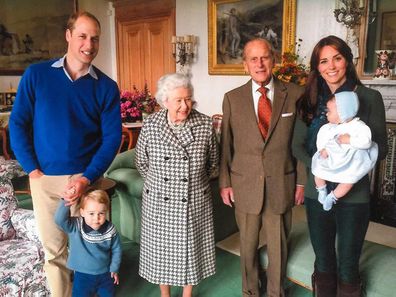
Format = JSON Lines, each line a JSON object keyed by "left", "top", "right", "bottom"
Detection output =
{"left": 0, "top": 176, "right": 49, "bottom": 295}
{"left": 0, "top": 177, "right": 17, "bottom": 241}
{"left": 0, "top": 157, "right": 27, "bottom": 180}
{"left": 0, "top": 239, "right": 49, "bottom": 296}
{"left": 11, "top": 209, "right": 41, "bottom": 243}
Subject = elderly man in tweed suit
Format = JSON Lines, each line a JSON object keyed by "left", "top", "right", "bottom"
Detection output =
{"left": 135, "top": 73, "right": 219, "bottom": 297}
{"left": 219, "top": 38, "right": 305, "bottom": 297}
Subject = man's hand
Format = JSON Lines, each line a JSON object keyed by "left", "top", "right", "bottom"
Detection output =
{"left": 29, "top": 169, "right": 44, "bottom": 179}
{"left": 62, "top": 176, "right": 90, "bottom": 206}
{"left": 111, "top": 272, "right": 119, "bottom": 285}
{"left": 294, "top": 185, "right": 304, "bottom": 205}
{"left": 220, "top": 187, "right": 234, "bottom": 207}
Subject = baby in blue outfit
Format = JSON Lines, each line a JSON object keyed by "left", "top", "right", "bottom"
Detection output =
{"left": 311, "top": 91, "right": 378, "bottom": 211}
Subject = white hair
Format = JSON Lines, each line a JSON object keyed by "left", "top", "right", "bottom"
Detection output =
{"left": 155, "top": 73, "right": 194, "bottom": 107}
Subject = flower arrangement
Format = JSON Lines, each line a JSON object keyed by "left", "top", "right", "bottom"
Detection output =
{"left": 272, "top": 39, "right": 309, "bottom": 86}
{"left": 120, "top": 84, "right": 159, "bottom": 123}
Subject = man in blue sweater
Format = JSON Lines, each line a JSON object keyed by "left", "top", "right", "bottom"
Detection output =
{"left": 55, "top": 190, "right": 122, "bottom": 297}
{"left": 9, "top": 11, "right": 121, "bottom": 297}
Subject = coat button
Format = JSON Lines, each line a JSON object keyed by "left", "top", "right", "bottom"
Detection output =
{"left": 146, "top": 189, "right": 149, "bottom": 194}
{"left": 164, "top": 177, "right": 169, "bottom": 181}
{"left": 164, "top": 156, "right": 170, "bottom": 160}
{"left": 181, "top": 198, "right": 187, "bottom": 202}
{"left": 164, "top": 197, "right": 170, "bottom": 201}
{"left": 182, "top": 178, "right": 188, "bottom": 182}
{"left": 183, "top": 156, "right": 188, "bottom": 160}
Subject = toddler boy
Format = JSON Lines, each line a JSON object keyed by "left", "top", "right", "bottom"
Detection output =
{"left": 55, "top": 189, "right": 122, "bottom": 297}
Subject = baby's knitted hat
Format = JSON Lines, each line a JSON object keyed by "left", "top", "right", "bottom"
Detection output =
{"left": 334, "top": 91, "right": 359, "bottom": 123}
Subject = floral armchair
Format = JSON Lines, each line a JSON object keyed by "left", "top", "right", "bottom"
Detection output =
{"left": 0, "top": 177, "right": 49, "bottom": 296}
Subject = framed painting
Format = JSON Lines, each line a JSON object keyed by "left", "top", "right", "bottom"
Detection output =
{"left": 0, "top": 0, "right": 77, "bottom": 75}
{"left": 208, "top": 0, "right": 296, "bottom": 75}
{"left": 380, "top": 11, "right": 396, "bottom": 50}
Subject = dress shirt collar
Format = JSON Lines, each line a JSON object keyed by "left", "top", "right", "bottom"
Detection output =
{"left": 252, "top": 76, "right": 274, "bottom": 94}
{"left": 251, "top": 76, "right": 275, "bottom": 104}
{"left": 51, "top": 55, "right": 98, "bottom": 81}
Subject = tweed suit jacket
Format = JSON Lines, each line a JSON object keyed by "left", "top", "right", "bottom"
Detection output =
{"left": 219, "top": 78, "right": 304, "bottom": 215}
{"left": 135, "top": 108, "right": 219, "bottom": 286}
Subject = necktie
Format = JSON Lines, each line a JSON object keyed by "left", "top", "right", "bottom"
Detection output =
{"left": 257, "top": 86, "right": 271, "bottom": 139}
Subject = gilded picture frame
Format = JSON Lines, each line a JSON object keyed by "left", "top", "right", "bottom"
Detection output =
{"left": 0, "top": 0, "right": 77, "bottom": 75}
{"left": 208, "top": 0, "right": 296, "bottom": 75}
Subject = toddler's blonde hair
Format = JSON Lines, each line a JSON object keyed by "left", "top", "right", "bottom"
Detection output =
{"left": 80, "top": 189, "right": 110, "bottom": 209}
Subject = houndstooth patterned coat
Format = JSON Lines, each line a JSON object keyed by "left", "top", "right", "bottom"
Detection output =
{"left": 135, "top": 108, "right": 219, "bottom": 286}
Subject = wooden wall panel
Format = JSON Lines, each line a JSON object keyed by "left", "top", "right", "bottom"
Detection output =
{"left": 114, "top": 0, "right": 175, "bottom": 94}
{"left": 145, "top": 18, "right": 171, "bottom": 93}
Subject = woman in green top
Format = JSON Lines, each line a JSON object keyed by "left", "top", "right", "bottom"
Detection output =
{"left": 292, "top": 35, "right": 388, "bottom": 297}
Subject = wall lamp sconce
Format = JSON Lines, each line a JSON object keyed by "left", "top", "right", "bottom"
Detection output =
{"left": 171, "top": 35, "right": 197, "bottom": 66}
{"left": 334, "top": 0, "right": 365, "bottom": 28}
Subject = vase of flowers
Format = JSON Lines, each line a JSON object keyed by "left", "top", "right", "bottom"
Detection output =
{"left": 272, "top": 39, "right": 308, "bottom": 86}
{"left": 120, "top": 83, "right": 159, "bottom": 123}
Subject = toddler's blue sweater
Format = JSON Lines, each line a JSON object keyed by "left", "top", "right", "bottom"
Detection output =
{"left": 55, "top": 201, "right": 122, "bottom": 274}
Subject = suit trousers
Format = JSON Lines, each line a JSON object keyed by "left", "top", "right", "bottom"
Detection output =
{"left": 30, "top": 174, "right": 82, "bottom": 297}
{"left": 235, "top": 203, "right": 291, "bottom": 297}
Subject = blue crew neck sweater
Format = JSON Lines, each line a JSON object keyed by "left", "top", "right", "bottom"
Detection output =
{"left": 55, "top": 201, "right": 122, "bottom": 274}
{"left": 9, "top": 59, "right": 122, "bottom": 182}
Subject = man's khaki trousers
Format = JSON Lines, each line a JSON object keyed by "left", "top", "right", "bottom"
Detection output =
{"left": 30, "top": 174, "right": 81, "bottom": 297}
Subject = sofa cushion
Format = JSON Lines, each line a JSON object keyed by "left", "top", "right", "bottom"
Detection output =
{"left": 0, "top": 158, "right": 26, "bottom": 180}
{"left": 108, "top": 168, "right": 144, "bottom": 198}
{"left": 260, "top": 221, "right": 396, "bottom": 297}
{"left": 11, "top": 209, "right": 41, "bottom": 243}
{"left": 258, "top": 221, "right": 314, "bottom": 289}
{"left": 360, "top": 240, "right": 396, "bottom": 297}
{"left": 0, "top": 178, "right": 17, "bottom": 241}
{"left": 0, "top": 239, "right": 48, "bottom": 296}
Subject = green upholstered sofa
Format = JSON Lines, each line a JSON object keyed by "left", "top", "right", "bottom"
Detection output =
{"left": 13, "top": 176, "right": 33, "bottom": 210}
{"left": 259, "top": 219, "right": 396, "bottom": 297}
{"left": 105, "top": 148, "right": 238, "bottom": 243}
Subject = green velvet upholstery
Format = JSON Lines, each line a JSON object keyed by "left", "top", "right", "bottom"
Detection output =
{"left": 105, "top": 149, "right": 143, "bottom": 243}
{"left": 259, "top": 220, "right": 396, "bottom": 296}
{"left": 15, "top": 193, "right": 33, "bottom": 210}
{"left": 13, "top": 176, "right": 33, "bottom": 210}
{"left": 210, "top": 177, "right": 238, "bottom": 242}
{"left": 105, "top": 148, "right": 237, "bottom": 243}
{"left": 359, "top": 239, "right": 396, "bottom": 297}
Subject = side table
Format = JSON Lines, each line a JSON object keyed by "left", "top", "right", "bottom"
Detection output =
{"left": 91, "top": 177, "right": 117, "bottom": 220}
{"left": 121, "top": 122, "right": 142, "bottom": 151}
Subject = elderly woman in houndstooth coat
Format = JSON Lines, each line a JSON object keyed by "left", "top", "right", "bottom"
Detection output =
{"left": 135, "top": 73, "right": 219, "bottom": 297}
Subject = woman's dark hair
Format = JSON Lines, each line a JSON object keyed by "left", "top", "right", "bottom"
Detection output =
{"left": 297, "top": 35, "right": 362, "bottom": 124}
